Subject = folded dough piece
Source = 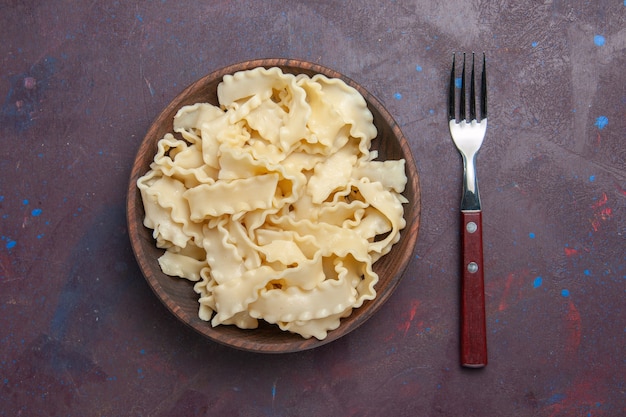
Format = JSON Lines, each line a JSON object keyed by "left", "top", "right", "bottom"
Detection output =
{"left": 184, "top": 173, "right": 279, "bottom": 220}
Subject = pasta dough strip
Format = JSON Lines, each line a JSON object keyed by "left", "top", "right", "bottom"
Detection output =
{"left": 184, "top": 173, "right": 279, "bottom": 220}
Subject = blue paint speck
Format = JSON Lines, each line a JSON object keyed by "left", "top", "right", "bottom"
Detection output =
{"left": 593, "top": 35, "right": 605, "bottom": 46}
{"left": 531, "top": 41, "right": 538, "bottom": 47}
{"left": 416, "top": 65, "right": 423, "bottom": 72}
{"left": 529, "top": 232, "right": 536, "bottom": 239}
{"left": 561, "top": 289, "right": 570, "bottom": 297}
{"left": 594, "top": 116, "right": 608, "bottom": 129}
{"left": 6, "top": 240, "right": 16, "bottom": 249}
{"left": 135, "top": 14, "right": 143, "bottom": 23}
{"left": 584, "top": 269, "right": 590, "bottom": 276}
{"left": 548, "top": 393, "right": 566, "bottom": 405}
{"left": 22, "top": 199, "right": 29, "bottom": 205}
{"left": 454, "top": 77, "right": 462, "bottom": 89}
{"left": 0, "top": 196, "right": 4, "bottom": 202}
{"left": 429, "top": 109, "right": 435, "bottom": 115}
{"left": 31, "top": 208, "right": 42, "bottom": 216}
{"left": 140, "top": 349, "right": 146, "bottom": 355}
{"left": 533, "top": 276, "right": 543, "bottom": 288}
{"left": 394, "top": 92, "right": 402, "bottom": 100}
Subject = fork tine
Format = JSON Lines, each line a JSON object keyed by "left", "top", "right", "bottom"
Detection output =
{"left": 481, "top": 53, "right": 487, "bottom": 120}
{"left": 460, "top": 53, "right": 466, "bottom": 122}
{"left": 469, "top": 53, "right": 476, "bottom": 121}
{"left": 448, "top": 53, "right": 456, "bottom": 121}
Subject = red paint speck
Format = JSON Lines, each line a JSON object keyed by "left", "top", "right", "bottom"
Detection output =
{"left": 590, "top": 219, "right": 600, "bottom": 232}
{"left": 599, "top": 207, "right": 612, "bottom": 218}
{"left": 397, "top": 321, "right": 411, "bottom": 335}
{"left": 591, "top": 192, "right": 608, "bottom": 209}
{"left": 589, "top": 192, "right": 613, "bottom": 232}
{"left": 497, "top": 272, "right": 525, "bottom": 312}
{"left": 564, "top": 247, "right": 578, "bottom": 257}
{"left": 486, "top": 270, "right": 528, "bottom": 313}
{"left": 397, "top": 300, "right": 420, "bottom": 336}
{"left": 498, "top": 274, "right": 514, "bottom": 311}
{"left": 564, "top": 300, "right": 581, "bottom": 357}
{"left": 546, "top": 374, "right": 607, "bottom": 417}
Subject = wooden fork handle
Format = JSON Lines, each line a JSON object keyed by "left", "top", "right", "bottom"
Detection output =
{"left": 460, "top": 210, "right": 488, "bottom": 367}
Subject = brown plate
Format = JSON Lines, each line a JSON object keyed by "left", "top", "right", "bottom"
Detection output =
{"left": 126, "top": 58, "right": 421, "bottom": 353}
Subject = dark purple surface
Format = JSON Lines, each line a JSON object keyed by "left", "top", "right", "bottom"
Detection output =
{"left": 1, "top": 1, "right": 624, "bottom": 416}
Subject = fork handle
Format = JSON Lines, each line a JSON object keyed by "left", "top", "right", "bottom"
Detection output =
{"left": 460, "top": 210, "right": 488, "bottom": 368}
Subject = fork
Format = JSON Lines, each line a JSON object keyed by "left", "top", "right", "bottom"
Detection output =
{"left": 448, "top": 52, "right": 488, "bottom": 368}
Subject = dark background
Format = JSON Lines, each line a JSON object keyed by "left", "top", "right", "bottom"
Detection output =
{"left": 1, "top": 1, "right": 624, "bottom": 416}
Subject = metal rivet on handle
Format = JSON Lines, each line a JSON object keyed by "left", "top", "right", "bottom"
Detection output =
{"left": 467, "top": 262, "right": 479, "bottom": 273}
{"left": 466, "top": 221, "right": 477, "bottom": 233}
